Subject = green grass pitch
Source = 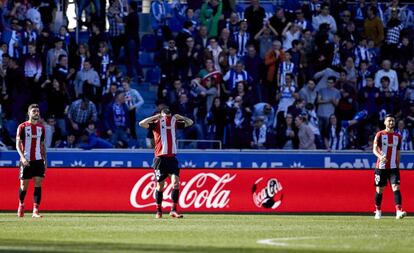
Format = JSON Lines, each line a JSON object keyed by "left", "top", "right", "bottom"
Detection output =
{"left": 0, "top": 213, "right": 413, "bottom": 253}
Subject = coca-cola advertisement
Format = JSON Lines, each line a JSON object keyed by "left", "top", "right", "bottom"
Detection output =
{"left": 1, "top": 168, "right": 413, "bottom": 212}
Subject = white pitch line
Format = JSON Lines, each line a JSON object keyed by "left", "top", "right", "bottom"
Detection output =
{"left": 257, "top": 237, "right": 318, "bottom": 248}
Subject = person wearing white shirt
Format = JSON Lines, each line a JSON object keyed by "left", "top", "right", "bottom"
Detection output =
{"left": 374, "top": 60, "right": 399, "bottom": 92}
{"left": 282, "top": 22, "right": 301, "bottom": 51}
{"left": 312, "top": 3, "right": 337, "bottom": 34}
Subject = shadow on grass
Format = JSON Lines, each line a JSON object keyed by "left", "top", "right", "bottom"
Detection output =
{"left": 0, "top": 239, "right": 367, "bottom": 253}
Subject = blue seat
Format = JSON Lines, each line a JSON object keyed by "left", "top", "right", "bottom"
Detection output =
{"left": 139, "top": 51, "right": 155, "bottom": 67}
{"left": 140, "top": 34, "right": 158, "bottom": 52}
{"left": 145, "top": 66, "right": 161, "bottom": 84}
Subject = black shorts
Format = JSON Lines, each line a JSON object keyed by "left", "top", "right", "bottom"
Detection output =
{"left": 19, "top": 160, "right": 45, "bottom": 180}
{"left": 152, "top": 156, "right": 180, "bottom": 182}
{"left": 374, "top": 169, "right": 400, "bottom": 187}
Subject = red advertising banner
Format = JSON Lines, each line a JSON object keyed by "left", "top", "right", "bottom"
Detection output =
{"left": 0, "top": 168, "right": 413, "bottom": 213}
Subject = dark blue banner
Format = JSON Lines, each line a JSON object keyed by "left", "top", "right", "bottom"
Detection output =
{"left": 1, "top": 150, "right": 413, "bottom": 169}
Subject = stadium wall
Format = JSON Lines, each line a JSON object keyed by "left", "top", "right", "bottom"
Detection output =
{"left": 1, "top": 168, "right": 413, "bottom": 213}
{"left": 1, "top": 150, "right": 414, "bottom": 169}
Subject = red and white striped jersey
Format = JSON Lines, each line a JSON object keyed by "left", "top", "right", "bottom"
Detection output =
{"left": 149, "top": 116, "right": 185, "bottom": 157}
{"left": 16, "top": 121, "right": 46, "bottom": 161}
{"left": 374, "top": 130, "right": 401, "bottom": 169}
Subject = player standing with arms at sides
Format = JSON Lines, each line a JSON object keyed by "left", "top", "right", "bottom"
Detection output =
{"left": 373, "top": 114, "right": 406, "bottom": 220}
{"left": 16, "top": 104, "right": 47, "bottom": 218}
{"left": 139, "top": 107, "right": 193, "bottom": 219}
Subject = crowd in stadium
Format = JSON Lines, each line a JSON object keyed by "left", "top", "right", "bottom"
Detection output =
{"left": 0, "top": 0, "right": 413, "bottom": 151}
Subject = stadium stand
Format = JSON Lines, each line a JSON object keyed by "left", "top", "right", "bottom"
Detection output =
{"left": 0, "top": 0, "right": 413, "bottom": 151}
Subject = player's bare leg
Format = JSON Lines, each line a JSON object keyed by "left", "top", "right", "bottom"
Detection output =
{"left": 17, "top": 180, "right": 29, "bottom": 217}
{"left": 374, "top": 186, "right": 384, "bottom": 220}
{"left": 392, "top": 184, "right": 406, "bottom": 219}
{"left": 32, "top": 177, "right": 43, "bottom": 218}
{"left": 169, "top": 175, "right": 183, "bottom": 218}
{"left": 155, "top": 181, "right": 165, "bottom": 219}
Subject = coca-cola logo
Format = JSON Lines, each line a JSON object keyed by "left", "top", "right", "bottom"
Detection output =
{"left": 130, "top": 172, "right": 236, "bottom": 209}
{"left": 252, "top": 177, "right": 283, "bottom": 209}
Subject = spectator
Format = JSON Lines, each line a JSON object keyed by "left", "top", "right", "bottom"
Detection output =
{"left": 44, "top": 78, "right": 70, "bottom": 136}
{"left": 23, "top": 43, "right": 42, "bottom": 103}
{"left": 244, "top": 0, "right": 265, "bottom": 36}
{"left": 276, "top": 73, "right": 298, "bottom": 116}
{"left": 242, "top": 45, "right": 262, "bottom": 99}
{"left": 252, "top": 102, "right": 274, "bottom": 125}
{"left": 104, "top": 91, "right": 131, "bottom": 148}
{"left": 57, "top": 132, "right": 78, "bottom": 148}
{"left": 396, "top": 119, "right": 413, "bottom": 151}
{"left": 305, "top": 103, "right": 323, "bottom": 149}
{"left": 4, "top": 57, "right": 30, "bottom": 129}
{"left": 53, "top": 54, "right": 74, "bottom": 86}
{"left": 230, "top": 81, "right": 253, "bottom": 109}
{"left": 176, "top": 21, "right": 194, "bottom": 50}
{"left": 102, "top": 83, "right": 119, "bottom": 111}
{"left": 278, "top": 50, "right": 297, "bottom": 87}
{"left": 124, "top": 1, "right": 142, "bottom": 80}
{"left": 26, "top": 1, "right": 43, "bottom": 32}
{"left": 295, "top": 114, "right": 316, "bottom": 149}
{"left": 159, "top": 38, "right": 179, "bottom": 84}
{"left": 70, "top": 43, "right": 89, "bottom": 74}
{"left": 250, "top": 117, "right": 267, "bottom": 149}
{"left": 269, "top": 7, "right": 289, "bottom": 36}
{"left": 287, "top": 98, "right": 305, "bottom": 120}
{"left": 73, "top": 59, "right": 100, "bottom": 100}
{"left": 200, "top": 0, "right": 223, "bottom": 37}
{"left": 173, "top": 92, "right": 204, "bottom": 148}
{"left": 194, "top": 25, "right": 209, "bottom": 51}
{"left": 364, "top": 6, "right": 384, "bottom": 47}
{"left": 325, "top": 114, "right": 347, "bottom": 151}
{"left": 122, "top": 77, "right": 144, "bottom": 140}
{"left": 254, "top": 21, "right": 278, "bottom": 60}
{"left": 190, "top": 77, "right": 218, "bottom": 120}
{"left": 46, "top": 38, "right": 67, "bottom": 78}
{"left": 107, "top": 0, "right": 125, "bottom": 62}
{"left": 282, "top": 22, "right": 301, "bottom": 51}
{"left": 225, "top": 12, "right": 240, "bottom": 36}
{"left": 264, "top": 40, "right": 284, "bottom": 102}
{"left": 3, "top": 18, "right": 23, "bottom": 59}
{"left": 223, "top": 61, "right": 250, "bottom": 93}
{"left": 43, "top": 116, "right": 61, "bottom": 148}
{"left": 357, "top": 60, "right": 372, "bottom": 89}
{"left": 378, "top": 76, "right": 397, "bottom": 115}
{"left": 294, "top": 8, "right": 312, "bottom": 32}
{"left": 79, "top": 122, "right": 114, "bottom": 149}
{"left": 178, "top": 36, "right": 201, "bottom": 82}
{"left": 93, "top": 41, "right": 112, "bottom": 99}
{"left": 150, "top": 0, "right": 172, "bottom": 39}
{"left": 233, "top": 19, "right": 251, "bottom": 57}
{"left": 218, "top": 28, "right": 233, "bottom": 54}
{"left": 375, "top": 59, "right": 399, "bottom": 92}
{"left": 206, "top": 97, "right": 227, "bottom": 147}
{"left": 276, "top": 113, "right": 298, "bottom": 149}
{"left": 226, "top": 42, "right": 239, "bottom": 70}
{"left": 317, "top": 76, "right": 340, "bottom": 135}
{"left": 298, "top": 79, "right": 317, "bottom": 104}
{"left": 358, "top": 74, "right": 380, "bottom": 122}
{"left": 312, "top": 3, "right": 337, "bottom": 35}
{"left": 227, "top": 95, "right": 251, "bottom": 148}
{"left": 396, "top": 36, "right": 413, "bottom": 68}
{"left": 67, "top": 96, "right": 98, "bottom": 135}
{"left": 382, "top": 7, "right": 404, "bottom": 62}
{"left": 103, "top": 62, "right": 123, "bottom": 94}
